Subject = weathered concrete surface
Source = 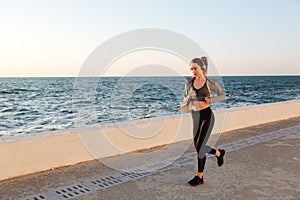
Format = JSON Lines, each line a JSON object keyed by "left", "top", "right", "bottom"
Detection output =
{"left": 0, "top": 117, "right": 299, "bottom": 200}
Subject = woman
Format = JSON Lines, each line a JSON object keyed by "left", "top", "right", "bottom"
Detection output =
{"left": 182, "top": 56, "right": 226, "bottom": 186}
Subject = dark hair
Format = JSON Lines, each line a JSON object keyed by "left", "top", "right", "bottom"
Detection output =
{"left": 190, "top": 57, "right": 208, "bottom": 74}
{"left": 200, "top": 56, "right": 208, "bottom": 68}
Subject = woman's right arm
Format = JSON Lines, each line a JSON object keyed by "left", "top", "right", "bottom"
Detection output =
{"left": 183, "top": 80, "right": 191, "bottom": 105}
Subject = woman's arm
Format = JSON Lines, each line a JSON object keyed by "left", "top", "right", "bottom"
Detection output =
{"left": 182, "top": 81, "right": 191, "bottom": 105}
{"left": 208, "top": 79, "right": 225, "bottom": 103}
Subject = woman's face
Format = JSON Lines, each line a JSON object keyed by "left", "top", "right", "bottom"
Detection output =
{"left": 190, "top": 62, "right": 204, "bottom": 77}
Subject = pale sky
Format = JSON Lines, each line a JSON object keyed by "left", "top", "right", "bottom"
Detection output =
{"left": 0, "top": 0, "right": 300, "bottom": 77}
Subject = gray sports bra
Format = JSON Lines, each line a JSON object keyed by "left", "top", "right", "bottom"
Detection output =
{"left": 191, "top": 78, "right": 210, "bottom": 101}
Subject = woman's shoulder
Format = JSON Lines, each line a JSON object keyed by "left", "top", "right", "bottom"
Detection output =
{"left": 206, "top": 77, "right": 217, "bottom": 85}
{"left": 206, "top": 77, "right": 215, "bottom": 82}
{"left": 185, "top": 77, "right": 194, "bottom": 83}
{"left": 206, "top": 78, "right": 218, "bottom": 89}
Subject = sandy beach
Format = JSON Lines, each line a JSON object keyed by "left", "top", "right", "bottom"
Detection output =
{"left": 0, "top": 116, "right": 299, "bottom": 200}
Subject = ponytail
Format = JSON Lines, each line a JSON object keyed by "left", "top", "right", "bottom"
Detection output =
{"left": 201, "top": 56, "right": 208, "bottom": 74}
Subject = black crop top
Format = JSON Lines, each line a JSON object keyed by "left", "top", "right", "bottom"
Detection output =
{"left": 191, "top": 78, "right": 210, "bottom": 101}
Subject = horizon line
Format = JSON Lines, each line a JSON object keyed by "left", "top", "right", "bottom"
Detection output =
{"left": 0, "top": 74, "right": 299, "bottom": 78}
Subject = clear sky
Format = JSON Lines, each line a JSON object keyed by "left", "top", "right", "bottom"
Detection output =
{"left": 0, "top": 0, "right": 300, "bottom": 77}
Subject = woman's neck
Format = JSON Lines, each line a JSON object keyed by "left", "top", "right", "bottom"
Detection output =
{"left": 195, "top": 74, "right": 206, "bottom": 80}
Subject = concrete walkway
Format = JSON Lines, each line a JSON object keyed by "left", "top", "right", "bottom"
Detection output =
{"left": 1, "top": 117, "right": 300, "bottom": 200}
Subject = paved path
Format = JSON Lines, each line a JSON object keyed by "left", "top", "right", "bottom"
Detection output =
{"left": 1, "top": 117, "right": 300, "bottom": 200}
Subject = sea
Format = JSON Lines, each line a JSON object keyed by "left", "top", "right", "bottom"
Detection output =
{"left": 0, "top": 76, "right": 299, "bottom": 138}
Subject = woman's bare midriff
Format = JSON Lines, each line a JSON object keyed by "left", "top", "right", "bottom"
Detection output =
{"left": 191, "top": 100, "right": 210, "bottom": 111}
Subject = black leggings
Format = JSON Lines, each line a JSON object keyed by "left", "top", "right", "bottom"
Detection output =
{"left": 191, "top": 107, "right": 216, "bottom": 173}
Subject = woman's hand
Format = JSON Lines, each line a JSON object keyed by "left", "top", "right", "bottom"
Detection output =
{"left": 205, "top": 97, "right": 211, "bottom": 104}
{"left": 188, "top": 89, "right": 196, "bottom": 97}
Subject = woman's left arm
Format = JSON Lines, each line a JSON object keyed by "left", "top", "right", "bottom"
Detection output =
{"left": 209, "top": 80, "right": 225, "bottom": 103}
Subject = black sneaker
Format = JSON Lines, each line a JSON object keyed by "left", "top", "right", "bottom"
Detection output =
{"left": 188, "top": 176, "right": 204, "bottom": 186}
{"left": 217, "top": 149, "right": 225, "bottom": 167}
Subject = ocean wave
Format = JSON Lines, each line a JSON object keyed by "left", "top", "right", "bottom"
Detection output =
{"left": 14, "top": 112, "right": 27, "bottom": 116}
{"left": 137, "top": 114, "right": 152, "bottom": 119}
{"left": 60, "top": 109, "right": 75, "bottom": 114}
{"left": 0, "top": 90, "right": 13, "bottom": 94}
{"left": 0, "top": 107, "right": 16, "bottom": 113}
{"left": 19, "top": 108, "right": 31, "bottom": 112}
{"left": 28, "top": 93, "right": 40, "bottom": 100}
{"left": 72, "top": 100, "right": 93, "bottom": 105}
{"left": 12, "top": 88, "right": 30, "bottom": 92}
{"left": 0, "top": 88, "right": 39, "bottom": 94}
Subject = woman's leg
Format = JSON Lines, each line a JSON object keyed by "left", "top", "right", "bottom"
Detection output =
{"left": 199, "top": 111, "right": 215, "bottom": 156}
{"left": 197, "top": 111, "right": 225, "bottom": 167}
{"left": 196, "top": 108, "right": 214, "bottom": 173}
{"left": 189, "top": 108, "right": 214, "bottom": 183}
{"left": 189, "top": 108, "right": 226, "bottom": 185}
{"left": 188, "top": 110, "right": 204, "bottom": 185}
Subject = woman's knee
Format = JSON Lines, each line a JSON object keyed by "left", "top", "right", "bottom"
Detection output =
{"left": 198, "top": 151, "right": 206, "bottom": 158}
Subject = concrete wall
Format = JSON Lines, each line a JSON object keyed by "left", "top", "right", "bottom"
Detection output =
{"left": 0, "top": 100, "right": 299, "bottom": 181}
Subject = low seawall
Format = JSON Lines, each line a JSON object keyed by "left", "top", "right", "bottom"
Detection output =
{"left": 1, "top": 100, "right": 299, "bottom": 181}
